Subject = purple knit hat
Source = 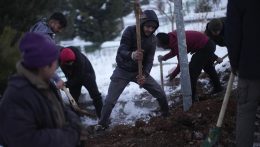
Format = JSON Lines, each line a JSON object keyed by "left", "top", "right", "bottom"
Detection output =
{"left": 19, "top": 32, "right": 59, "bottom": 68}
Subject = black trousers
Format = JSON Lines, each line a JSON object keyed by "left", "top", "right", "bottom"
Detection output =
{"left": 69, "top": 73, "right": 103, "bottom": 117}
{"left": 189, "top": 40, "right": 222, "bottom": 100}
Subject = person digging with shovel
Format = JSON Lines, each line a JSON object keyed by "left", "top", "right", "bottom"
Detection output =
{"left": 59, "top": 47, "right": 103, "bottom": 118}
{"left": 156, "top": 31, "right": 223, "bottom": 102}
{"left": 95, "top": 9, "right": 169, "bottom": 131}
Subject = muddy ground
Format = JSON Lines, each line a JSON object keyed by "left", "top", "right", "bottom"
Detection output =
{"left": 85, "top": 70, "right": 237, "bottom": 147}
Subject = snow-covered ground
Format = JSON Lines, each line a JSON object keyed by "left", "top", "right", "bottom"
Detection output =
{"left": 59, "top": 0, "right": 229, "bottom": 127}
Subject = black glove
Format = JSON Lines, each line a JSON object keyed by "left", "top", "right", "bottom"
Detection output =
{"left": 158, "top": 55, "right": 164, "bottom": 62}
{"left": 166, "top": 73, "right": 174, "bottom": 81}
{"left": 169, "top": 74, "right": 174, "bottom": 81}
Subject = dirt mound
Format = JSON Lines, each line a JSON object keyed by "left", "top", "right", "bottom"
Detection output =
{"left": 85, "top": 69, "right": 236, "bottom": 147}
{"left": 86, "top": 93, "right": 236, "bottom": 147}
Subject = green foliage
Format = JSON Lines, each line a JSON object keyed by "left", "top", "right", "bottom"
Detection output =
{"left": 0, "top": 27, "right": 21, "bottom": 94}
{"left": 0, "top": 0, "right": 61, "bottom": 33}
{"left": 0, "top": 0, "right": 61, "bottom": 94}
{"left": 71, "top": 0, "right": 132, "bottom": 44}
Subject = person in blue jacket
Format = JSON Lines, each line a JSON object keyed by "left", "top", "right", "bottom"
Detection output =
{"left": 30, "top": 12, "right": 67, "bottom": 90}
{"left": 30, "top": 12, "right": 67, "bottom": 41}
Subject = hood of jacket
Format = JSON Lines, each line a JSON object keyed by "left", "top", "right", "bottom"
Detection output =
{"left": 140, "top": 10, "right": 159, "bottom": 36}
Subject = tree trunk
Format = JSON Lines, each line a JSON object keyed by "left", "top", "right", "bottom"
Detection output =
{"left": 174, "top": 0, "right": 192, "bottom": 111}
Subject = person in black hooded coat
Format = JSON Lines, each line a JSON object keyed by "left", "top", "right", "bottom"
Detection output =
{"left": 226, "top": 0, "right": 260, "bottom": 146}
{"left": 205, "top": 17, "right": 226, "bottom": 47}
{"left": 96, "top": 10, "right": 169, "bottom": 130}
{"left": 59, "top": 46, "right": 103, "bottom": 118}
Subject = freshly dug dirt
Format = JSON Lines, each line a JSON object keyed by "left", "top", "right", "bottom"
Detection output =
{"left": 85, "top": 73, "right": 237, "bottom": 146}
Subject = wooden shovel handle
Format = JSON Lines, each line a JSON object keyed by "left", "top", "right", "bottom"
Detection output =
{"left": 134, "top": 0, "right": 143, "bottom": 84}
{"left": 216, "top": 73, "right": 234, "bottom": 127}
{"left": 62, "top": 87, "right": 96, "bottom": 118}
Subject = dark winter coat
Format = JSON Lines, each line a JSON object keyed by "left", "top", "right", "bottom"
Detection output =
{"left": 60, "top": 46, "right": 95, "bottom": 89}
{"left": 162, "top": 31, "right": 218, "bottom": 78}
{"left": 114, "top": 10, "right": 159, "bottom": 79}
{"left": 30, "top": 18, "right": 55, "bottom": 41}
{"left": 205, "top": 17, "right": 226, "bottom": 47}
{"left": 0, "top": 63, "right": 80, "bottom": 147}
{"left": 30, "top": 18, "right": 61, "bottom": 82}
{"left": 226, "top": 0, "right": 260, "bottom": 79}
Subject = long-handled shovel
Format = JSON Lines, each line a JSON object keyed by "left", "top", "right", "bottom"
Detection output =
{"left": 201, "top": 72, "right": 235, "bottom": 147}
{"left": 62, "top": 87, "right": 96, "bottom": 118}
{"left": 134, "top": 0, "right": 143, "bottom": 87}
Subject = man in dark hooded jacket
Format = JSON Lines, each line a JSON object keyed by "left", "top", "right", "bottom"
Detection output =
{"left": 95, "top": 10, "right": 169, "bottom": 130}
{"left": 205, "top": 17, "right": 226, "bottom": 47}
{"left": 59, "top": 46, "right": 103, "bottom": 118}
{"left": 226, "top": 0, "right": 260, "bottom": 146}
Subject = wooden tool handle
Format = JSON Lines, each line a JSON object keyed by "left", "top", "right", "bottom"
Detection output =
{"left": 216, "top": 73, "right": 234, "bottom": 127}
{"left": 62, "top": 87, "right": 96, "bottom": 118}
{"left": 134, "top": 0, "right": 143, "bottom": 83}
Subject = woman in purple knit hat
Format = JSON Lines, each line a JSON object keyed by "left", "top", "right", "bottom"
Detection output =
{"left": 0, "top": 32, "right": 86, "bottom": 147}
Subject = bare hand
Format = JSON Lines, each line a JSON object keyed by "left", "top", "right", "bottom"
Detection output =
{"left": 136, "top": 74, "right": 145, "bottom": 86}
{"left": 55, "top": 79, "right": 65, "bottom": 89}
{"left": 132, "top": 50, "right": 143, "bottom": 61}
{"left": 158, "top": 55, "right": 163, "bottom": 62}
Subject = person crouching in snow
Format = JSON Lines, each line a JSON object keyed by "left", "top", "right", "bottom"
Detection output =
{"left": 59, "top": 47, "right": 103, "bottom": 118}
{"left": 156, "top": 31, "right": 223, "bottom": 101}
{"left": 0, "top": 33, "right": 85, "bottom": 147}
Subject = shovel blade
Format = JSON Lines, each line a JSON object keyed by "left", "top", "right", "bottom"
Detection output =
{"left": 201, "top": 127, "right": 221, "bottom": 147}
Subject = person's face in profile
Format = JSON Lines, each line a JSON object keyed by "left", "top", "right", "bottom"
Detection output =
{"left": 49, "top": 19, "right": 64, "bottom": 33}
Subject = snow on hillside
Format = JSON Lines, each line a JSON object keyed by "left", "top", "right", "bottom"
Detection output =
{"left": 59, "top": 0, "right": 229, "bottom": 127}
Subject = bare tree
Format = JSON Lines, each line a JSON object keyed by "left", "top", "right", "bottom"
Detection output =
{"left": 148, "top": 0, "right": 175, "bottom": 31}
